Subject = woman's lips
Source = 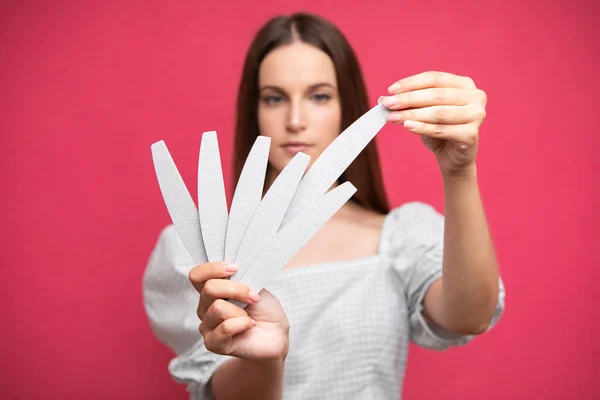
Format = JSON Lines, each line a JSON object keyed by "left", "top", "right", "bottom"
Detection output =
{"left": 282, "top": 143, "right": 311, "bottom": 154}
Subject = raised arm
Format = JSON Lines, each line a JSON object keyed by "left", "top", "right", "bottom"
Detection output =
{"left": 382, "top": 71, "right": 500, "bottom": 334}
{"left": 189, "top": 262, "right": 289, "bottom": 399}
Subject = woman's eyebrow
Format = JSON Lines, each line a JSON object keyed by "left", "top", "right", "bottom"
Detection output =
{"left": 259, "top": 85, "right": 285, "bottom": 92}
{"left": 259, "top": 83, "right": 336, "bottom": 92}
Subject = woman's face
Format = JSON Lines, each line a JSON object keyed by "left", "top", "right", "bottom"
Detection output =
{"left": 258, "top": 41, "right": 341, "bottom": 175}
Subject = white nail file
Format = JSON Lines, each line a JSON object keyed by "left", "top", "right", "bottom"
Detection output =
{"left": 150, "top": 141, "right": 208, "bottom": 265}
{"left": 151, "top": 104, "right": 389, "bottom": 310}
{"left": 230, "top": 152, "right": 310, "bottom": 283}
{"left": 197, "top": 132, "right": 229, "bottom": 262}
{"left": 281, "top": 103, "right": 389, "bottom": 228}
{"left": 230, "top": 182, "right": 356, "bottom": 308}
{"left": 224, "top": 136, "right": 270, "bottom": 263}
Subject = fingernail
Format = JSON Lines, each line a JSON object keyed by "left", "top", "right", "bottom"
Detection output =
{"left": 388, "top": 83, "right": 401, "bottom": 93}
{"left": 224, "top": 263, "right": 238, "bottom": 273}
{"left": 387, "top": 112, "right": 403, "bottom": 123}
{"left": 250, "top": 319, "right": 257, "bottom": 327}
{"left": 248, "top": 290, "right": 260, "bottom": 303}
{"left": 382, "top": 96, "right": 399, "bottom": 108}
{"left": 377, "top": 96, "right": 385, "bottom": 104}
{"left": 404, "top": 120, "right": 418, "bottom": 129}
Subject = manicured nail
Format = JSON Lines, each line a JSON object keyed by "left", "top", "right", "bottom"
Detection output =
{"left": 248, "top": 290, "right": 261, "bottom": 303}
{"left": 388, "top": 83, "right": 401, "bottom": 93}
{"left": 387, "top": 112, "right": 403, "bottom": 123}
{"left": 224, "top": 263, "right": 238, "bottom": 273}
{"left": 382, "top": 96, "right": 398, "bottom": 108}
{"left": 404, "top": 120, "right": 418, "bottom": 129}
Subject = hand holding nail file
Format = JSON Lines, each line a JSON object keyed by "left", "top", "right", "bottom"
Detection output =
{"left": 150, "top": 103, "right": 390, "bottom": 308}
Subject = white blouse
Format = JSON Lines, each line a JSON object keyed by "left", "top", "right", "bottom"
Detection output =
{"left": 143, "top": 201, "right": 506, "bottom": 399}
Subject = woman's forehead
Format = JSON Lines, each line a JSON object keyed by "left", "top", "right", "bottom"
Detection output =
{"left": 259, "top": 42, "right": 336, "bottom": 89}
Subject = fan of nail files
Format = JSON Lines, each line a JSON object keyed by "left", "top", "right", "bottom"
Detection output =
{"left": 151, "top": 104, "right": 389, "bottom": 308}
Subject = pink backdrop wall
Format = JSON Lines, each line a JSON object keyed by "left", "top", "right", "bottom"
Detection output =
{"left": 1, "top": 0, "right": 598, "bottom": 398}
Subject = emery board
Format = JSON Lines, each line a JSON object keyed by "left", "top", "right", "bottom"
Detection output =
{"left": 197, "top": 132, "right": 228, "bottom": 262}
{"left": 151, "top": 141, "right": 208, "bottom": 266}
{"left": 151, "top": 103, "right": 390, "bottom": 309}
{"left": 281, "top": 103, "right": 389, "bottom": 228}
{"left": 229, "top": 181, "right": 356, "bottom": 308}
{"left": 230, "top": 152, "right": 310, "bottom": 283}
{"left": 224, "top": 136, "right": 271, "bottom": 263}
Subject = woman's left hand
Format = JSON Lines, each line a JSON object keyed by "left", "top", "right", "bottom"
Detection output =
{"left": 380, "top": 71, "right": 487, "bottom": 176}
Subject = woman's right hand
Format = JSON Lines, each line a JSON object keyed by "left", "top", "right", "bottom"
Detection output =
{"left": 189, "top": 262, "right": 290, "bottom": 364}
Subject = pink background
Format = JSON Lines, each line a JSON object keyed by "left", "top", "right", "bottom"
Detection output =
{"left": 1, "top": 0, "right": 598, "bottom": 398}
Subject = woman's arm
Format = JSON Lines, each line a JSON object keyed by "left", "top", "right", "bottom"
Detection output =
{"left": 423, "top": 165, "right": 499, "bottom": 335}
{"left": 382, "top": 71, "right": 501, "bottom": 335}
{"left": 211, "top": 357, "right": 285, "bottom": 400}
{"left": 187, "top": 262, "right": 290, "bottom": 400}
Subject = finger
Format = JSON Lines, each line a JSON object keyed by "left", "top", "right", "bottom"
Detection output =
{"left": 387, "top": 105, "right": 483, "bottom": 125}
{"left": 388, "top": 71, "right": 477, "bottom": 94}
{"left": 198, "top": 279, "right": 260, "bottom": 319}
{"left": 402, "top": 120, "right": 479, "bottom": 143}
{"left": 380, "top": 88, "right": 474, "bottom": 110}
{"left": 189, "top": 262, "right": 239, "bottom": 293}
{"left": 204, "top": 316, "right": 256, "bottom": 354}
{"left": 202, "top": 279, "right": 261, "bottom": 304}
{"left": 201, "top": 298, "right": 248, "bottom": 332}
{"left": 197, "top": 291, "right": 216, "bottom": 321}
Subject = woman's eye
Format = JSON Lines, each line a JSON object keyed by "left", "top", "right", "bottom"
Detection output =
{"left": 312, "top": 93, "right": 331, "bottom": 103}
{"left": 262, "top": 95, "right": 284, "bottom": 106}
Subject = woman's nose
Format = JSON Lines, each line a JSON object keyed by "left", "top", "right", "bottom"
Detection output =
{"left": 286, "top": 101, "right": 307, "bottom": 133}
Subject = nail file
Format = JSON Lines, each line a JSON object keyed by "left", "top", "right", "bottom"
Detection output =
{"left": 197, "top": 132, "right": 229, "bottom": 262}
{"left": 150, "top": 141, "right": 208, "bottom": 266}
{"left": 151, "top": 103, "right": 389, "bottom": 309}
{"left": 230, "top": 152, "right": 310, "bottom": 283}
{"left": 281, "top": 103, "right": 389, "bottom": 228}
{"left": 224, "top": 136, "right": 270, "bottom": 264}
{"left": 230, "top": 182, "right": 356, "bottom": 308}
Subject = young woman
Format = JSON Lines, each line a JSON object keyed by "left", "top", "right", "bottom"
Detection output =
{"left": 143, "top": 12, "right": 505, "bottom": 400}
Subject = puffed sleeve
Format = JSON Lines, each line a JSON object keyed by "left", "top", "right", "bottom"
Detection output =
{"left": 142, "top": 225, "right": 232, "bottom": 399}
{"left": 383, "top": 202, "right": 505, "bottom": 351}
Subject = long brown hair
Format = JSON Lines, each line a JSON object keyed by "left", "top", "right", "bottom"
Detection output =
{"left": 233, "top": 12, "right": 389, "bottom": 214}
